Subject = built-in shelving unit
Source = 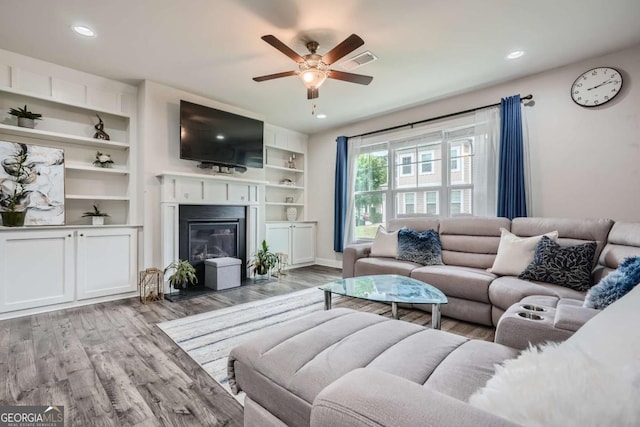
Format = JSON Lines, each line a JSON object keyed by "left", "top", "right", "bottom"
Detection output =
{"left": 263, "top": 124, "right": 308, "bottom": 222}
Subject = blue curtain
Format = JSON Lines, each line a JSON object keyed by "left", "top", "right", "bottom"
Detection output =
{"left": 334, "top": 136, "right": 348, "bottom": 252}
{"left": 497, "top": 95, "right": 527, "bottom": 220}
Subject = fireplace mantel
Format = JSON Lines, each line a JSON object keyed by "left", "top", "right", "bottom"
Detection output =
{"left": 158, "top": 171, "right": 265, "bottom": 283}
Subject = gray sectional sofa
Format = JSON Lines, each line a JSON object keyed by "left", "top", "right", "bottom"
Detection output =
{"left": 343, "top": 217, "right": 638, "bottom": 325}
{"left": 228, "top": 217, "right": 640, "bottom": 426}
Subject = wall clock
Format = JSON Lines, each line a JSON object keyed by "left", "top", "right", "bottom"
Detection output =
{"left": 571, "top": 67, "right": 622, "bottom": 107}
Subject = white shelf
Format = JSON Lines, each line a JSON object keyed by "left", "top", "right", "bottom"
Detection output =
{"left": 265, "top": 164, "right": 305, "bottom": 173}
{"left": 66, "top": 163, "right": 129, "bottom": 175}
{"left": 266, "top": 202, "right": 305, "bottom": 207}
{"left": 0, "top": 123, "right": 129, "bottom": 150}
{"left": 266, "top": 183, "right": 304, "bottom": 190}
{"left": 0, "top": 86, "right": 131, "bottom": 118}
{"left": 66, "top": 194, "right": 130, "bottom": 201}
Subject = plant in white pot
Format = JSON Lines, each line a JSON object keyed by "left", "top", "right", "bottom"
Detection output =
{"left": 8, "top": 105, "right": 42, "bottom": 129}
{"left": 248, "top": 240, "right": 278, "bottom": 278}
{"left": 82, "top": 204, "right": 109, "bottom": 225}
{"left": 164, "top": 259, "right": 198, "bottom": 294}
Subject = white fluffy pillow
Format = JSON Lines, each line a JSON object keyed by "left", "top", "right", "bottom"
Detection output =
{"left": 370, "top": 226, "right": 398, "bottom": 258}
{"left": 469, "top": 342, "right": 640, "bottom": 426}
{"left": 488, "top": 228, "right": 559, "bottom": 276}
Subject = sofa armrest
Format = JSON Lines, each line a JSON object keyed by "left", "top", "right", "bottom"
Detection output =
{"left": 310, "top": 368, "right": 518, "bottom": 427}
{"left": 554, "top": 303, "right": 600, "bottom": 332}
{"left": 342, "top": 243, "right": 372, "bottom": 278}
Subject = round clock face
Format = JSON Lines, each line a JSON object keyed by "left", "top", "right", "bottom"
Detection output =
{"left": 571, "top": 67, "right": 622, "bottom": 107}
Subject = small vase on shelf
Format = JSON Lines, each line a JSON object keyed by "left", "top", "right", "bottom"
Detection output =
{"left": 286, "top": 207, "right": 298, "bottom": 221}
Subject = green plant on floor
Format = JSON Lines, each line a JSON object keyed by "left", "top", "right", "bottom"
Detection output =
{"left": 249, "top": 240, "right": 278, "bottom": 276}
{"left": 164, "top": 259, "right": 198, "bottom": 290}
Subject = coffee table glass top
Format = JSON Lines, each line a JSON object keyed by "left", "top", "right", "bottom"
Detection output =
{"left": 319, "top": 274, "right": 447, "bottom": 305}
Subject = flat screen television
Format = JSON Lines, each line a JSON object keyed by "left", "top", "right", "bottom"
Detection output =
{"left": 180, "top": 100, "right": 264, "bottom": 169}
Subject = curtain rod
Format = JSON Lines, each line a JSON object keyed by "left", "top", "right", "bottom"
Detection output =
{"left": 348, "top": 94, "right": 533, "bottom": 139}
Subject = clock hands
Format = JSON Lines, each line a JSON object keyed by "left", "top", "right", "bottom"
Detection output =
{"left": 587, "top": 79, "right": 613, "bottom": 90}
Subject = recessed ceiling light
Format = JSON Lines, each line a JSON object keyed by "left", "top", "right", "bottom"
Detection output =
{"left": 72, "top": 25, "right": 96, "bottom": 37}
{"left": 216, "top": 134, "right": 225, "bottom": 140}
{"left": 316, "top": 114, "right": 327, "bottom": 119}
{"left": 506, "top": 50, "right": 525, "bottom": 60}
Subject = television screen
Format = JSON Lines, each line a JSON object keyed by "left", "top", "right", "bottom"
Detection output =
{"left": 180, "top": 100, "right": 264, "bottom": 168}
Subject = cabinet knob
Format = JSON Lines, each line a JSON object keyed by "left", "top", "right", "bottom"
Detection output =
{"left": 80, "top": 233, "right": 84, "bottom": 237}
{"left": 68, "top": 234, "right": 72, "bottom": 237}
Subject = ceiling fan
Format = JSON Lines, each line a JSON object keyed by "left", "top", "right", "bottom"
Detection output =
{"left": 253, "top": 34, "right": 373, "bottom": 99}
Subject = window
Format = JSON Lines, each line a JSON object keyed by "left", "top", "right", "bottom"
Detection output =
{"left": 450, "top": 146, "right": 461, "bottom": 172}
{"left": 404, "top": 192, "right": 415, "bottom": 214}
{"left": 424, "top": 191, "right": 439, "bottom": 214}
{"left": 350, "top": 113, "right": 486, "bottom": 242}
{"left": 399, "top": 154, "right": 413, "bottom": 176}
{"left": 419, "top": 151, "right": 434, "bottom": 174}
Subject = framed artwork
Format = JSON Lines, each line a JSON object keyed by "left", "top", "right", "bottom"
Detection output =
{"left": 0, "top": 141, "right": 65, "bottom": 225}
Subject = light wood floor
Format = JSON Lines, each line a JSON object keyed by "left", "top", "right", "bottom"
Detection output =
{"left": 0, "top": 266, "right": 494, "bottom": 426}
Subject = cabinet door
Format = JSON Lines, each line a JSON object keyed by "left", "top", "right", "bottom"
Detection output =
{"left": 0, "top": 230, "right": 74, "bottom": 313}
{"left": 291, "top": 223, "right": 316, "bottom": 265}
{"left": 76, "top": 228, "right": 138, "bottom": 300}
{"left": 265, "top": 223, "right": 291, "bottom": 257}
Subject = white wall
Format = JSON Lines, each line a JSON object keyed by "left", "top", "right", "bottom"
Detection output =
{"left": 308, "top": 44, "right": 640, "bottom": 266}
{"left": 138, "top": 80, "right": 267, "bottom": 268}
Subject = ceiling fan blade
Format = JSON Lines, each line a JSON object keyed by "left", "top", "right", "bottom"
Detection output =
{"left": 253, "top": 71, "right": 297, "bottom": 82}
{"left": 307, "top": 88, "right": 319, "bottom": 99}
{"left": 261, "top": 35, "right": 305, "bottom": 63}
{"left": 327, "top": 70, "right": 373, "bottom": 85}
{"left": 322, "top": 34, "right": 365, "bottom": 65}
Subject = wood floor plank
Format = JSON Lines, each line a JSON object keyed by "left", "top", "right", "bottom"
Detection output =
{"left": 1, "top": 265, "right": 497, "bottom": 426}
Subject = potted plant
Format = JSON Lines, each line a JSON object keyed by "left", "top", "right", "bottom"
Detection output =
{"left": 248, "top": 240, "right": 278, "bottom": 278}
{"left": 0, "top": 144, "right": 30, "bottom": 227}
{"left": 93, "top": 151, "right": 114, "bottom": 168}
{"left": 82, "top": 204, "right": 109, "bottom": 225}
{"left": 164, "top": 259, "right": 198, "bottom": 293}
{"left": 8, "top": 105, "right": 42, "bottom": 129}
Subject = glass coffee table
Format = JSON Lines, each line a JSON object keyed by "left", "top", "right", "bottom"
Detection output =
{"left": 319, "top": 274, "right": 448, "bottom": 329}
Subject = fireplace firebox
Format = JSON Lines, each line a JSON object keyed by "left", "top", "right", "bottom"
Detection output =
{"left": 179, "top": 205, "right": 246, "bottom": 286}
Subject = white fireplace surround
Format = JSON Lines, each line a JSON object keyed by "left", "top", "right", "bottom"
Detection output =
{"left": 157, "top": 172, "right": 267, "bottom": 282}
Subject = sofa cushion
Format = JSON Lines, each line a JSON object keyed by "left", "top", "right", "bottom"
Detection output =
{"left": 489, "top": 276, "right": 585, "bottom": 311}
{"left": 397, "top": 228, "right": 443, "bottom": 265}
{"left": 488, "top": 228, "right": 558, "bottom": 276}
{"left": 370, "top": 226, "right": 398, "bottom": 258}
{"left": 355, "top": 257, "right": 420, "bottom": 277}
{"left": 411, "top": 265, "right": 496, "bottom": 303}
{"left": 519, "top": 236, "right": 597, "bottom": 291}
{"left": 439, "top": 217, "right": 509, "bottom": 269}
{"left": 584, "top": 256, "right": 640, "bottom": 309}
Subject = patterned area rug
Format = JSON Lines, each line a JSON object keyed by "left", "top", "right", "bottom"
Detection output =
{"left": 158, "top": 287, "right": 337, "bottom": 403}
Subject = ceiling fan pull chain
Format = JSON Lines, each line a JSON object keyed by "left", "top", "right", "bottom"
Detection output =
{"left": 311, "top": 103, "right": 317, "bottom": 116}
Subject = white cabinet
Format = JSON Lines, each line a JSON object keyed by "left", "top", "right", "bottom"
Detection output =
{"left": 76, "top": 228, "right": 137, "bottom": 300}
{"left": 0, "top": 49, "right": 138, "bottom": 226}
{"left": 0, "top": 230, "right": 74, "bottom": 312}
{"left": 266, "top": 222, "right": 316, "bottom": 267}
{"left": 264, "top": 124, "right": 308, "bottom": 222}
{"left": 0, "top": 227, "right": 139, "bottom": 316}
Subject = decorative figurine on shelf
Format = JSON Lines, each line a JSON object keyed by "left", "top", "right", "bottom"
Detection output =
{"left": 287, "top": 153, "right": 297, "bottom": 169}
{"left": 93, "top": 114, "right": 110, "bottom": 140}
{"left": 93, "top": 151, "right": 114, "bottom": 168}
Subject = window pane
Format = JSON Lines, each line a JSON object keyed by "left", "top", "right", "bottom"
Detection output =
{"left": 450, "top": 188, "right": 472, "bottom": 215}
{"left": 424, "top": 190, "right": 439, "bottom": 215}
{"left": 354, "top": 192, "right": 386, "bottom": 240}
{"left": 395, "top": 192, "right": 417, "bottom": 216}
{"left": 356, "top": 150, "right": 388, "bottom": 192}
{"left": 449, "top": 139, "right": 473, "bottom": 185}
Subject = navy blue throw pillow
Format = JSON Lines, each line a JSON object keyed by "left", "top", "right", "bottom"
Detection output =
{"left": 584, "top": 257, "right": 640, "bottom": 309}
{"left": 518, "top": 236, "right": 596, "bottom": 291}
{"left": 397, "top": 228, "right": 443, "bottom": 266}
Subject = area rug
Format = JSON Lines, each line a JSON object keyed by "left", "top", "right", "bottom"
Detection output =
{"left": 157, "top": 287, "right": 337, "bottom": 403}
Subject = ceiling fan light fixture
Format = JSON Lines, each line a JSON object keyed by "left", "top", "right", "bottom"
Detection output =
{"left": 299, "top": 66, "right": 327, "bottom": 89}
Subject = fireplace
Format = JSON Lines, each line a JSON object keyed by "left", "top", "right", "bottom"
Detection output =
{"left": 179, "top": 205, "right": 247, "bottom": 285}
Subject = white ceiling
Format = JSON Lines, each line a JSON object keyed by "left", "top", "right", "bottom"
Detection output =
{"left": 1, "top": 0, "right": 640, "bottom": 134}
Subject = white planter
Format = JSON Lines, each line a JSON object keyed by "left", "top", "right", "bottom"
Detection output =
{"left": 92, "top": 216, "right": 105, "bottom": 226}
{"left": 17, "top": 117, "right": 35, "bottom": 128}
{"left": 286, "top": 207, "right": 298, "bottom": 221}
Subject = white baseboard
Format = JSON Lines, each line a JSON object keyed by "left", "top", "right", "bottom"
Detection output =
{"left": 314, "top": 258, "right": 343, "bottom": 269}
